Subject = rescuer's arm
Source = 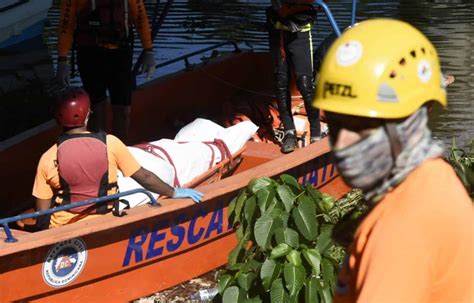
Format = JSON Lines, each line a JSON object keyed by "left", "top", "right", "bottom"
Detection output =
{"left": 131, "top": 168, "right": 204, "bottom": 203}
{"left": 33, "top": 198, "right": 52, "bottom": 231}
{"left": 57, "top": 0, "right": 78, "bottom": 59}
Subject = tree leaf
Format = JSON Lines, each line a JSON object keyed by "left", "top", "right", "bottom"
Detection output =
{"left": 270, "top": 243, "right": 292, "bottom": 259}
{"left": 280, "top": 174, "right": 302, "bottom": 192}
{"left": 238, "top": 272, "right": 257, "bottom": 292}
{"left": 223, "top": 286, "right": 245, "bottom": 303}
{"left": 305, "top": 277, "right": 320, "bottom": 303}
{"left": 257, "top": 187, "right": 276, "bottom": 213}
{"left": 235, "top": 192, "right": 247, "bottom": 225}
{"left": 244, "top": 195, "right": 258, "bottom": 226}
{"left": 292, "top": 197, "right": 318, "bottom": 241}
{"left": 228, "top": 195, "right": 238, "bottom": 226}
{"left": 218, "top": 274, "right": 234, "bottom": 295}
{"left": 277, "top": 184, "right": 296, "bottom": 213}
{"left": 283, "top": 262, "right": 306, "bottom": 297}
{"left": 321, "top": 258, "right": 335, "bottom": 298}
{"left": 302, "top": 249, "right": 321, "bottom": 276}
{"left": 261, "top": 258, "right": 282, "bottom": 291}
{"left": 270, "top": 278, "right": 290, "bottom": 303}
{"left": 306, "top": 184, "right": 323, "bottom": 204}
{"left": 286, "top": 249, "right": 302, "bottom": 267}
{"left": 275, "top": 227, "right": 300, "bottom": 248}
{"left": 248, "top": 177, "right": 274, "bottom": 193}
{"left": 316, "top": 224, "right": 333, "bottom": 253}
{"left": 254, "top": 212, "right": 283, "bottom": 250}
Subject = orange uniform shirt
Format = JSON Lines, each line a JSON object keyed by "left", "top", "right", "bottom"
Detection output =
{"left": 334, "top": 158, "right": 473, "bottom": 303}
{"left": 58, "top": 0, "right": 153, "bottom": 57}
{"left": 32, "top": 134, "right": 141, "bottom": 227}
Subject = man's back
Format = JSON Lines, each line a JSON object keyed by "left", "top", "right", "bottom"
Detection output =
{"left": 335, "top": 158, "right": 472, "bottom": 303}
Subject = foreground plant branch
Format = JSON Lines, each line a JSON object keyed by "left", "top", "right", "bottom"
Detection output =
{"left": 216, "top": 175, "right": 364, "bottom": 303}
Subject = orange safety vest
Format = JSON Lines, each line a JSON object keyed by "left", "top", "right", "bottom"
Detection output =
{"left": 58, "top": 0, "right": 152, "bottom": 57}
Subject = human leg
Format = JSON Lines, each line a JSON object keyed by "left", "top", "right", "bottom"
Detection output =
{"left": 106, "top": 47, "right": 133, "bottom": 143}
{"left": 290, "top": 30, "right": 321, "bottom": 141}
{"left": 269, "top": 28, "right": 298, "bottom": 152}
{"left": 77, "top": 46, "right": 107, "bottom": 132}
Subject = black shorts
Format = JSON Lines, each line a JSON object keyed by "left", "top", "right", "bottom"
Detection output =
{"left": 77, "top": 46, "right": 133, "bottom": 106}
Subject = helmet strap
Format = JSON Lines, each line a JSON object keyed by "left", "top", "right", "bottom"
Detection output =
{"left": 383, "top": 122, "right": 402, "bottom": 163}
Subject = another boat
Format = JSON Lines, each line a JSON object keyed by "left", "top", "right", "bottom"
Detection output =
{"left": 0, "top": 0, "right": 52, "bottom": 49}
{"left": 0, "top": 48, "right": 350, "bottom": 302}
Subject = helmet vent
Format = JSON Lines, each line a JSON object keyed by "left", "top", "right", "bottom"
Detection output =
{"left": 399, "top": 58, "right": 406, "bottom": 66}
{"left": 421, "top": 47, "right": 426, "bottom": 54}
{"left": 410, "top": 50, "right": 416, "bottom": 58}
{"left": 390, "top": 70, "right": 397, "bottom": 78}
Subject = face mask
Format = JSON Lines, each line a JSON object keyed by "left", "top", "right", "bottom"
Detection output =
{"left": 332, "top": 127, "right": 393, "bottom": 191}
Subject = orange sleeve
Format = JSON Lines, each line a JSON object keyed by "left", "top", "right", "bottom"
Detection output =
{"left": 129, "top": 0, "right": 153, "bottom": 50}
{"left": 32, "top": 149, "right": 56, "bottom": 200}
{"left": 58, "top": 0, "right": 78, "bottom": 58}
{"left": 107, "top": 135, "right": 141, "bottom": 177}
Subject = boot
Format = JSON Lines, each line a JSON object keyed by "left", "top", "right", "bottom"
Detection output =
{"left": 281, "top": 131, "right": 297, "bottom": 153}
{"left": 297, "top": 75, "right": 321, "bottom": 139}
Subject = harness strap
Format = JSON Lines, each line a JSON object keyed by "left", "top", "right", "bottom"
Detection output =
{"left": 133, "top": 143, "right": 181, "bottom": 187}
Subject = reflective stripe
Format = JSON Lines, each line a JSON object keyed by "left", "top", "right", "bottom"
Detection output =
{"left": 274, "top": 22, "right": 312, "bottom": 32}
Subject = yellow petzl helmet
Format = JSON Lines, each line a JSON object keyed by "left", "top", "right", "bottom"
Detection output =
{"left": 313, "top": 19, "right": 447, "bottom": 119}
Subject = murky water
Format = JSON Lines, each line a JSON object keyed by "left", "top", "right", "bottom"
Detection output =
{"left": 3, "top": 0, "right": 473, "bottom": 148}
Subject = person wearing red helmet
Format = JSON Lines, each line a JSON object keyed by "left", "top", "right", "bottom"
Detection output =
{"left": 32, "top": 87, "right": 203, "bottom": 230}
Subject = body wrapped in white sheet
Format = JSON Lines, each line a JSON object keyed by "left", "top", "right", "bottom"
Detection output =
{"left": 117, "top": 119, "right": 258, "bottom": 208}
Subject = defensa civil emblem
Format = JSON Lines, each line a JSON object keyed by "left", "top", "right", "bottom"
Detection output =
{"left": 42, "top": 237, "right": 88, "bottom": 288}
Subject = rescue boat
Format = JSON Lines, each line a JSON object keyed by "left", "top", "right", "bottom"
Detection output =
{"left": 0, "top": 48, "right": 350, "bottom": 302}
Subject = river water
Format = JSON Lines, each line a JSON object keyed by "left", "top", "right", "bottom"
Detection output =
{"left": 2, "top": 0, "right": 473, "bottom": 148}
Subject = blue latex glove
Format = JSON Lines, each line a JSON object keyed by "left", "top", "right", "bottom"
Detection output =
{"left": 173, "top": 187, "right": 204, "bottom": 203}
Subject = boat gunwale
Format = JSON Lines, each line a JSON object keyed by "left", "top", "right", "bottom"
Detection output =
{"left": 0, "top": 138, "right": 333, "bottom": 256}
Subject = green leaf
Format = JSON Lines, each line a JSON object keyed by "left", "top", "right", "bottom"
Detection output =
{"left": 286, "top": 249, "right": 302, "bottom": 267}
{"left": 275, "top": 227, "right": 300, "bottom": 248}
{"left": 257, "top": 187, "right": 276, "bottom": 213}
{"left": 238, "top": 272, "right": 257, "bottom": 291}
{"left": 223, "top": 286, "right": 245, "bottom": 303}
{"left": 283, "top": 262, "right": 306, "bottom": 297}
{"left": 241, "top": 257, "right": 262, "bottom": 273}
{"left": 270, "top": 278, "right": 290, "bottom": 303}
{"left": 320, "top": 194, "right": 335, "bottom": 213}
{"left": 321, "top": 258, "right": 335, "bottom": 297}
{"left": 248, "top": 177, "right": 274, "bottom": 193}
{"left": 305, "top": 277, "right": 320, "bottom": 303}
{"left": 302, "top": 249, "right": 321, "bottom": 276}
{"left": 316, "top": 224, "right": 333, "bottom": 253}
{"left": 228, "top": 195, "right": 238, "bottom": 226}
{"left": 254, "top": 212, "right": 283, "bottom": 250}
{"left": 271, "top": 243, "right": 292, "bottom": 259}
{"left": 261, "top": 258, "right": 282, "bottom": 291}
{"left": 277, "top": 184, "right": 296, "bottom": 212}
{"left": 306, "top": 184, "right": 323, "bottom": 204}
{"left": 280, "top": 174, "right": 302, "bottom": 192}
{"left": 235, "top": 192, "right": 247, "bottom": 224}
{"left": 280, "top": 212, "right": 290, "bottom": 228}
{"left": 292, "top": 197, "right": 318, "bottom": 241}
{"left": 242, "top": 298, "right": 262, "bottom": 303}
{"left": 218, "top": 274, "right": 234, "bottom": 294}
{"left": 244, "top": 195, "right": 258, "bottom": 225}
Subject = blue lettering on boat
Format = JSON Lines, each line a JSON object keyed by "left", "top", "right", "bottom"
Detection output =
{"left": 122, "top": 203, "right": 229, "bottom": 267}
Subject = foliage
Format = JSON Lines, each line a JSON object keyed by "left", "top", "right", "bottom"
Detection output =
{"left": 216, "top": 175, "right": 363, "bottom": 303}
{"left": 446, "top": 139, "right": 474, "bottom": 200}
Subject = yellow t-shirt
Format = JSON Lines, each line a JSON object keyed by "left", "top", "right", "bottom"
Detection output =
{"left": 32, "top": 134, "right": 140, "bottom": 227}
{"left": 334, "top": 158, "right": 473, "bottom": 303}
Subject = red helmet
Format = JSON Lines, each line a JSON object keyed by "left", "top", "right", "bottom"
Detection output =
{"left": 54, "top": 87, "right": 90, "bottom": 128}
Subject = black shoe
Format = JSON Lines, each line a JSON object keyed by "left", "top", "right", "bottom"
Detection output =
{"left": 281, "top": 132, "right": 297, "bottom": 153}
{"left": 310, "top": 136, "right": 322, "bottom": 144}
